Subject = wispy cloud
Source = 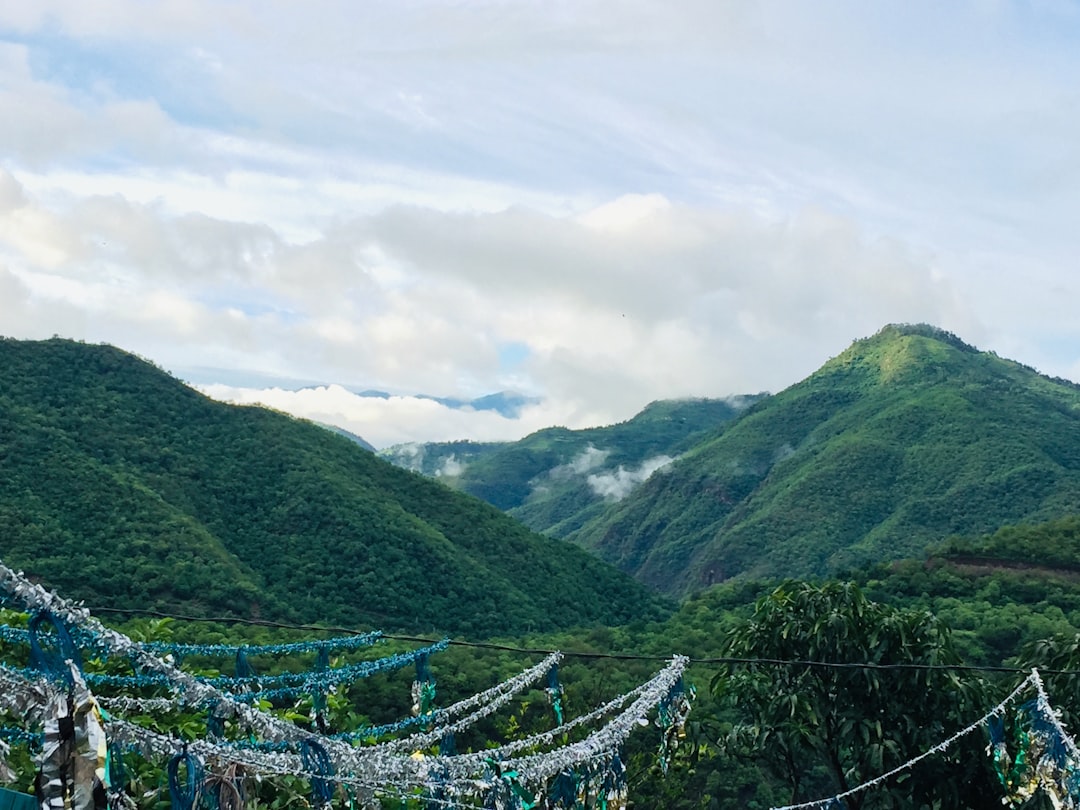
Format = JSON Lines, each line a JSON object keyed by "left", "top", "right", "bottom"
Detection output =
{"left": 587, "top": 455, "right": 676, "bottom": 502}
{"left": 2, "top": 2, "right": 1080, "bottom": 444}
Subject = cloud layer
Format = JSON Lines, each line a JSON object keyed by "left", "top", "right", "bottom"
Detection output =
{"left": 2, "top": 2, "right": 1079, "bottom": 444}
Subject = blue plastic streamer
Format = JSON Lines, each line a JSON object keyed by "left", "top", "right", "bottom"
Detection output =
{"left": 234, "top": 650, "right": 256, "bottom": 681}
{"left": 298, "top": 739, "right": 335, "bottom": 807}
{"left": 439, "top": 731, "right": 455, "bottom": 757}
{"left": 546, "top": 664, "right": 564, "bottom": 726}
{"left": 67, "top": 639, "right": 450, "bottom": 696}
{"left": 548, "top": 770, "right": 577, "bottom": 808}
{"left": 1, "top": 622, "right": 383, "bottom": 661}
{"left": 234, "top": 640, "right": 450, "bottom": 703}
{"left": 0, "top": 727, "right": 44, "bottom": 747}
{"left": 0, "top": 625, "right": 30, "bottom": 646}
{"left": 141, "top": 632, "right": 383, "bottom": 659}
{"left": 412, "top": 652, "right": 437, "bottom": 717}
{"left": 167, "top": 750, "right": 205, "bottom": 810}
{"left": 312, "top": 647, "right": 330, "bottom": 732}
{"left": 27, "top": 612, "right": 81, "bottom": 684}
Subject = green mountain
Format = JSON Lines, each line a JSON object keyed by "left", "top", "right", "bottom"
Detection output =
{"left": 380, "top": 397, "right": 760, "bottom": 537}
{"left": 567, "top": 324, "right": 1080, "bottom": 594}
{"left": 0, "top": 337, "right": 668, "bottom": 637}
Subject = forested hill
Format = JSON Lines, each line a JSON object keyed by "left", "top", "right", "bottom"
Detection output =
{"left": 0, "top": 338, "right": 668, "bottom": 637}
{"left": 380, "top": 396, "right": 762, "bottom": 537}
{"left": 567, "top": 324, "right": 1080, "bottom": 594}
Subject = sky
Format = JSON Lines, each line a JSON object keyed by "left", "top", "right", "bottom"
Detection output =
{"left": 2, "top": 1, "right": 1080, "bottom": 448}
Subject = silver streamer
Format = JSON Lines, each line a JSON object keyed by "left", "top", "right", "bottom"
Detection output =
{"left": 365, "top": 651, "right": 562, "bottom": 753}
{"left": 98, "top": 652, "right": 562, "bottom": 755}
{"left": 0, "top": 561, "right": 686, "bottom": 807}
{"left": 0, "top": 738, "right": 13, "bottom": 783}
{"left": 0, "top": 562, "right": 321, "bottom": 745}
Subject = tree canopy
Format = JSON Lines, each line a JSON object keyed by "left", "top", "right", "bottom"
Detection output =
{"left": 712, "top": 581, "right": 1001, "bottom": 809}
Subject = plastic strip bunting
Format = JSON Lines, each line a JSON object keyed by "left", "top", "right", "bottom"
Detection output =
{"left": 0, "top": 624, "right": 384, "bottom": 658}
{"left": 101, "top": 652, "right": 563, "bottom": 750}
{"left": 0, "top": 561, "right": 689, "bottom": 808}
{"left": 771, "top": 669, "right": 1080, "bottom": 810}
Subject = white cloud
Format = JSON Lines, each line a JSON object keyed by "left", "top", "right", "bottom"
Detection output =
{"left": 195, "top": 384, "right": 588, "bottom": 449}
{"left": 587, "top": 455, "right": 676, "bottom": 501}
{"left": 435, "top": 455, "right": 465, "bottom": 478}
{"left": 0, "top": 166, "right": 980, "bottom": 441}
{"left": 543, "top": 445, "right": 612, "bottom": 484}
{"left": 2, "top": 1, "right": 1080, "bottom": 447}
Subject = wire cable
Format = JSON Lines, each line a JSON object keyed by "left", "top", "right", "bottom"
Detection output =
{"left": 82, "top": 606, "right": 1080, "bottom": 675}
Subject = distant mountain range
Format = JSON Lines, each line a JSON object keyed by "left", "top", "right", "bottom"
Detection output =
{"left": 386, "top": 325, "right": 1080, "bottom": 596}
{"left": 0, "top": 337, "right": 666, "bottom": 636}
{"left": 380, "top": 396, "right": 763, "bottom": 535}
{"left": 178, "top": 365, "right": 540, "bottom": 420}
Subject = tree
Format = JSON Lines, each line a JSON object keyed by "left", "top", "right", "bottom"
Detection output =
{"left": 712, "top": 581, "right": 1001, "bottom": 809}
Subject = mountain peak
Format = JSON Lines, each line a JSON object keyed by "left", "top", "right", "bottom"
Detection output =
{"left": 819, "top": 323, "right": 981, "bottom": 386}
{"left": 865, "top": 323, "right": 978, "bottom": 352}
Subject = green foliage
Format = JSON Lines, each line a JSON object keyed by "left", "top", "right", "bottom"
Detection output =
{"left": 566, "top": 325, "right": 1080, "bottom": 594}
{"left": 0, "top": 337, "right": 668, "bottom": 637}
{"left": 857, "top": 516, "right": 1080, "bottom": 666}
{"left": 712, "top": 581, "right": 1001, "bottom": 809}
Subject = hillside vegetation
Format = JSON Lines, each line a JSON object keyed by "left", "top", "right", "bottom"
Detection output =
{"left": 0, "top": 337, "right": 668, "bottom": 636}
{"left": 566, "top": 324, "right": 1080, "bottom": 593}
{"left": 381, "top": 396, "right": 760, "bottom": 537}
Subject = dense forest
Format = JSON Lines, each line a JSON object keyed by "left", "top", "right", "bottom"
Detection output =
{"left": 4, "top": 329, "right": 1080, "bottom": 808}
{"left": 385, "top": 325, "right": 1080, "bottom": 598}
{"left": 0, "top": 337, "right": 666, "bottom": 638}
{"left": 4, "top": 514, "right": 1078, "bottom": 809}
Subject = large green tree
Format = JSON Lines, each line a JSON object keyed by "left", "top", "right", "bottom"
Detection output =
{"left": 712, "top": 581, "right": 1002, "bottom": 809}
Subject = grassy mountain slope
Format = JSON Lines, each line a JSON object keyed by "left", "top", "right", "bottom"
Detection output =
{"left": 0, "top": 337, "right": 668, "bottom": 636}
{"left": 568, "top": 324, "right": 1080, "bottom": 594}
{"left": 380, "top": 397, "right": 760, "bottom": 537}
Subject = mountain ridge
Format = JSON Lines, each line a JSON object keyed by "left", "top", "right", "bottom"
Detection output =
{"left": 567, "top": 324, "right": 1080, "bottom": 593}
{"left": 0, "top": 337, "right": 668, "bottom": 636}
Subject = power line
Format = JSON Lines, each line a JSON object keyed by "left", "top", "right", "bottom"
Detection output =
{"left": 85, "top": 606, "right": 1080, "bottom": 675}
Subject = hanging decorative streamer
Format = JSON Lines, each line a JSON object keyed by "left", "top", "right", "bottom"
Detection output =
{"left": 547, "top": 770, "right": 577, "bottom": 808}
{"left": 9, "top": 638, "right": 452, "bottom": 702}
{"left": 141, "top": 632, "right": 383, "bottom": 659}
{"left": 0, "top": 728, "right": 43, "bottom": 748}
{"left": 0, "top": 562, "right": 686, "bottom": 809}
{"left": 167, "top": 750, "right": 205, "bottom": 810}
{"left": 473, "top": 656, "right": 689, "bottom": 790}
{"left": 598, "top": 751, "right": 627, "bottom": 810}
{"left": 236, "top": 640, "right": 450, "bottom": 704}
{"left": 655, "top": 678, "right": 693, "bottom": 773}
{"left": 36, "top": 663, "right": 109, "bottom": 810}
{"left": 0, "top": 623, "right": 384, "bottom": 662}
{"left": 0, "top": 561, "right": 350, "bottom": 746}
{"left": 105, "top": 741, "right": 135, "bottom": 810}
{"left": 298, "top": 740, "right": 336, "bottom": 807}
{"left": 28, "top": 612, "right": 82, "bottom": 685}
{"left": 438, "top": 732, "right": 455, "bottom": 757}
{"left": 7, "top": 638, "right": 567, "bottom": 803}
{"left": 412, "top": 653, "right": 436, "bottom": 717}
{"left": 102, "top": 653, "right": 563, "bottom": 754}
{"left": 988, "top": 670, "right": 1080, "bottom": 809}
{"left": 206, "top": 702, "right": 228, "bottom": 740}
{"left": 546, "top": 664, "right": 564, "bottom": 726}
{"left": 311, "top": 647, "right": 330, "bottom": 732}
{"left": 287, "top": 652, "right": 563, "bottom": 753}
{"left": 234, "top": 650, "right": 255, "bottom": 682}
{"left": 0, "top": 624, "right": 31, "bottom": 646}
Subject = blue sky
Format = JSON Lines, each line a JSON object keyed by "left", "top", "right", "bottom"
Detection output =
{"left": 1, "top": 1, "right": 1079, "bottom": 447}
